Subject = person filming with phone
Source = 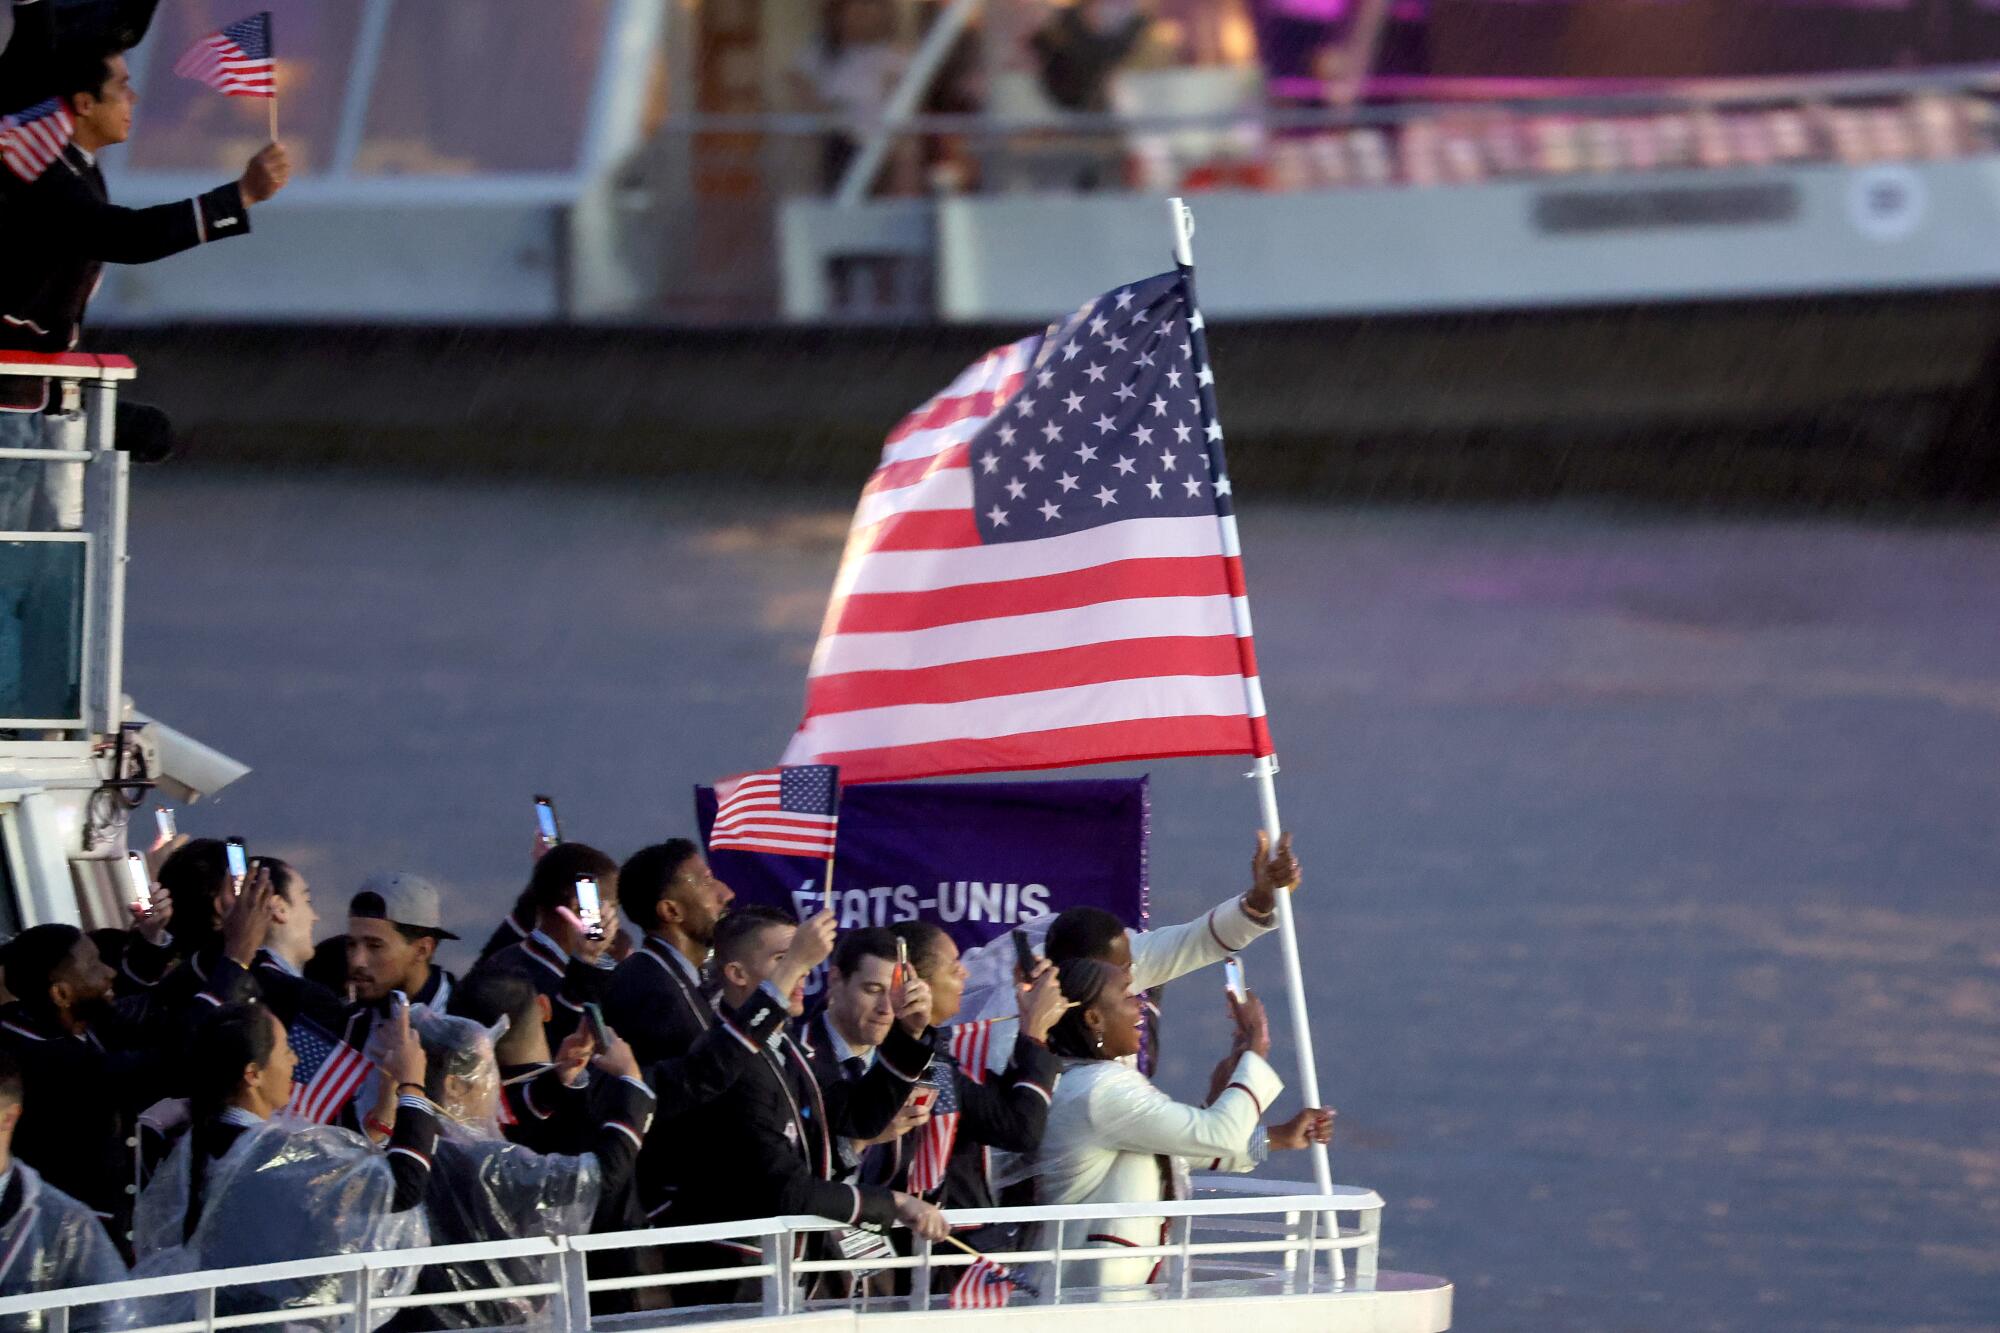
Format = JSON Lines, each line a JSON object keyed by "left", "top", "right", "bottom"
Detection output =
{"left": 476, "top": 844, "right": 622, "bottom": 1046}
{"left": 1011, "top": 955, "right": 1332, "bottom": 1294}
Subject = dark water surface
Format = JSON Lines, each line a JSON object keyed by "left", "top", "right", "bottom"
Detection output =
{"left": 125, "top": 473, "right": 2000, "bottom": 1332}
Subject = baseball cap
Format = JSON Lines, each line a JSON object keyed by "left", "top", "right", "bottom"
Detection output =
{"left": 351, "top": 870, "right": 460, "bottom": 940}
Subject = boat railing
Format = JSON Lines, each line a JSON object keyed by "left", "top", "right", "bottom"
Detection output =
{"left": 0, "top": 1178, "right": 1384, "bottom": 1332}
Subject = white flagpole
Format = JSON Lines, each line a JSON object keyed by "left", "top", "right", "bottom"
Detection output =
{"left": 1168, "top": 197, "right": 1336, "bottom": 1207}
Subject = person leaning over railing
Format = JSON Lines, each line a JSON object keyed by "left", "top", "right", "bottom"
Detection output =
{"left": 1012, "top": 958, "right": 1332, "bottom": 1294}
{"left": 0, "top": 1046, "right": 129, "bottom": 1332}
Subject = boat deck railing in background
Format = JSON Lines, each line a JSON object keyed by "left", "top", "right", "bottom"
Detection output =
{"left": 0, "top": 1180, "right": 1384, "bottom": 1333}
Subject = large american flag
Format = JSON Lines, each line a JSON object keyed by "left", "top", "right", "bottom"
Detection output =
{"left": 174, "top": 12, "right": 277, "bottom": 99}
{"left": 907, "top": 1019, "right": 992, "bottom": 1196}
{"left": 0, "top": 100, "right": 74, "bottom": 184}
{"left": 782, "top": 271, "right": 1270, "bottom": 783}
{"left": 708, "top": 764, "right": 840, "bottom": 858}
{"left": 288, "top": 1016, "right": 372, "bottom": 1124}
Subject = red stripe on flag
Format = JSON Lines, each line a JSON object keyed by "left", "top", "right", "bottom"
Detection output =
{"left": 815, "top": 714, "right": 1265, "bottom": 785}
{"left": 863, "top": 442, "right": 973, "bottom": 497}
{"left": 883, "top": 377, "right": 1025, "bottom": 448}
{"left": 858, "top": 508, "right": 982, "bottom": 553}
{"left": 805, "top": 636, "right": 1250, "bottom": 716}
{"left": 829, "top": 556, "right": 1242, "bottom": 635}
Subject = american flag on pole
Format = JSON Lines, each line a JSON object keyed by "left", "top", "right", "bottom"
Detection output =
{"left": 0, "top": 100, "right": 74, "bottom": 184}
{"left": 173, "top": 12, "right": 277, "bottom": 98}
{"left": 287, "top": 1016, "right": 372, "bottom": 1124}
{"left": 707, "top": 764, "right": 840, "bottom": 858}
{"left": 907, "top": 1020, "right": 992, "bottom": 1196}
{"left": 781, "top": 271, "right": 1270, "bottom": 783}
{"left": 950, "top": 1254, "right": 1034, "bottom": 1309}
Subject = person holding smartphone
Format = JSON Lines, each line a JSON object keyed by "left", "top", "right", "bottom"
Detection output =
{"left": 869, "top": 920, "right": 1066, "bottom": 1274}
{"left": 475, "top": 844, "right": 622, "bottom": 1047}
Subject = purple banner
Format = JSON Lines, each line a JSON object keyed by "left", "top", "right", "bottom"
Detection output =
{"left": 693, "top": 777, "right": 1150, "bottom": 957}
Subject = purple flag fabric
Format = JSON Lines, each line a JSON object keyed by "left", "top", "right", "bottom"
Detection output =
{"left": 694, "top": 777, "right": 1149, "bottom": 956}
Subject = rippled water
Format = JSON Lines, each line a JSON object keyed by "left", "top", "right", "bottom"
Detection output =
{"left": 124, "top": 473, "right": 2000, "bottom": 1332}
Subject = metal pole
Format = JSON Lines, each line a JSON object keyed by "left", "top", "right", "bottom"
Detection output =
{"left": 834, "top": 0, "right": 981, "bottom": 206}
{"left": 1167, "top": 198, "right": 1334, "bottom": 1203}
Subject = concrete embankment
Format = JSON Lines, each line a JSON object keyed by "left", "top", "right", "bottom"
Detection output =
{"left": 108, "top": 287, "right": 2000, "bottom": 505}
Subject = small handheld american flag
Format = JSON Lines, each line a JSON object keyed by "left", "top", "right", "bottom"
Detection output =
{"left": 907, "top": 1020, "right": 993, "bottom": 1196}
{"left": 0, "top": 100, "right": 74, "bottom": 184}
{"left": 287, "top": 1016, "right": 372, "bottom": 1124}
{"left": 174, "top": 12, "right": 277, "bottom": 99}
{"left": 949, "top": 1253, "right": 1036, "bottom": 1309}
{"left": 708, "top": 764, "right": 840, "bottom": 859}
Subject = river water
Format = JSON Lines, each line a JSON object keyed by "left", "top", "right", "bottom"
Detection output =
{"left": 123, "top": 472, "right": 2000, "bottom": 1332}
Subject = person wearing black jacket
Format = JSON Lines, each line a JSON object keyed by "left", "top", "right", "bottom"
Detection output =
{"left": 478, "top": 843, "right": 622, "bottom": 1047}
{"left": 667, "top": 907, "right": 947, "bottom": 1306}
{"left": 602, "top": 841, "right": 826, "bottom": 1223}
{"left": 0, "top": 43, "right": 287, "bottom": 418}
{"left": 877, "top": 921, "right": 1064, "bottom": 1280}
{"left": 0, "top": 867, "right": 274, "bottom": 1255}
{"left": 237, "top": 857, "right": 350, "bottom": 1033}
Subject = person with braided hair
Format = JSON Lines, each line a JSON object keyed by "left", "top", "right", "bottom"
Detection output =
{"left": 1015, "top": 956, "right": 1332, "bottom": 1293}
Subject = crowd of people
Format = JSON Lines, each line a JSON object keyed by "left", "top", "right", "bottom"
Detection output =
{"left": 0, "top": 823, "right": 1331, "bottom": 1323}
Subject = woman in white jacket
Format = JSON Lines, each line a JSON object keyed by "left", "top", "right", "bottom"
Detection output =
{"left": 1026, "top": 957, "right": 1332, "bottom": 1293}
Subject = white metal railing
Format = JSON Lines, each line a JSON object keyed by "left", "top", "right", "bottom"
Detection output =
{"left": 0, "top": 1179, "right": 1383, "bottom": 1331}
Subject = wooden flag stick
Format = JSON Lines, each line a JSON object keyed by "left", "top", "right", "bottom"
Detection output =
{"left": 938, "top": 1234, "right": 984, "bottom": 1260}
{"left": 267, "top": 93, "right": 277, "bottom": 142}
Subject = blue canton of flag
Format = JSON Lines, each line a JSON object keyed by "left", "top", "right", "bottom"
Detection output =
{"left": 969, "top": 271, "right": 1230, "bottom": 544}
{"left": 222, "top": 13, "right": 273, "bottom": 58}
{"left": 778, "top": 765, "right": 838, "bottom": 816}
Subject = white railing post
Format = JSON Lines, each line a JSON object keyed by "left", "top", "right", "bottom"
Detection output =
{"left": 347, "top": 1266, "right": 372, "bottom": 1333}
{"left": 558, "top": 1243, "right": 591, "bottom": 1333}
{"left": 1355, "top": 1203, "right": 1380, "bottom": 1288}
{"left": 760, "top": 1231, "right": 792, "bottom": 1317}
{"left": 46, "top": 1304, "right": 69, "bottom": 1333}
{"left": 1174, "top": 1215, "right": 1193, "bottom": 1298}
{"left": 913, "top": 1233, "right": 933, "bottom": 1310}
{"left": 1048, "top": 1219, "right": 1065, "bottom": 1305}
{"left": 196, "top": 1285, "right": 217, "bottom": 1333}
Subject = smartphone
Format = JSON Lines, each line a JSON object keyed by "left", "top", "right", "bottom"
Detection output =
{"left": 224, "top": 837, "right": 248, "bottom": 891}
{"left": 533, "top": 795, "right": 561, "bottom": 849}
{"left": 1223, "top": 956, "right": 1249, "bottom": 1004}
{"left": 154, "top": 807, "right": 176, "bottom": 842}
{"left": 584, "top": 1001, "right": 611, "bottom": 1049}
{"left": 908, "top": 1085, "right": 940, "bottom": 1115}
{"left": 1011, "top": 928, "right": 1039, "bottom": 977}
{"left": 575, "top": 876, "right": 604, "bottom": 941}
{"left": 893, "top": 935, "right": 909, "bottom": 989}
{"left": 391, "top": 989, "right": 409, "bottom": 1011}
{"left": 124, "top": 852, "right": 152, "bottom": 915}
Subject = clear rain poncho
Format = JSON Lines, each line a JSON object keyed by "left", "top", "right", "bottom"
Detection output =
{"left": 404, "top": 1009, "right": 600, "bottom": 1331}
{"left": 0, "top": 1163, "right": 130, "bottom": 1332}
{"left": 130, "top": 1116, "right": 427, "bottom": 1328}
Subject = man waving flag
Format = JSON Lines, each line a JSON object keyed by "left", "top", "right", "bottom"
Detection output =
{"left": 782, "top": 271, "right": 1269, "bottom": 783}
